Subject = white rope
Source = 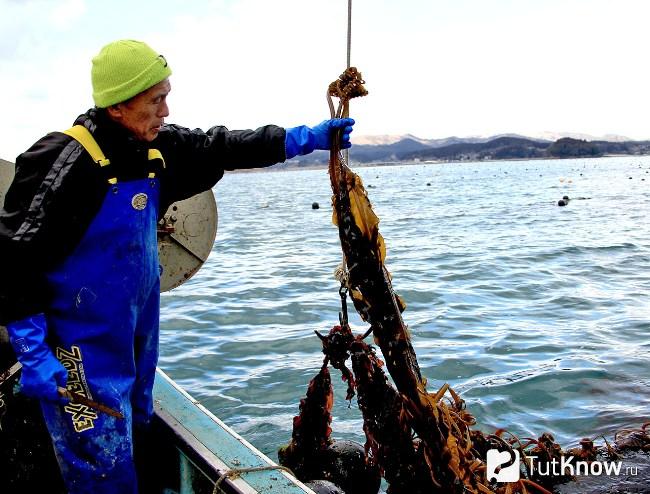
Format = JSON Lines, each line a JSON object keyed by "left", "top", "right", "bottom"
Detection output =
{"left": 211, "top": 465, "right": 296, "bottom": 493}
{"left": 344, "top": 0, "right": 352, "bottom": 164}
{"left": 347, "top": 0, "right": 352, "bottom": 69}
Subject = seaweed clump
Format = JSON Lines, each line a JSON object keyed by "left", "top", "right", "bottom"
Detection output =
{"left": 279, "top": 68, "right": 650, "bottom": 494}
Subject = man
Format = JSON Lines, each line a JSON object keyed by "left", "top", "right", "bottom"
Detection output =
{"left": 0, "top": 39, "right": 354, "bottom": 493}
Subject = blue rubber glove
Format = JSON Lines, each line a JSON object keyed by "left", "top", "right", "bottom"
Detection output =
{"left": 7, "top": 313, "right": 67, "bottom": 402}
{"left": 285, "top": 118, "right": 355, "bottom": 159}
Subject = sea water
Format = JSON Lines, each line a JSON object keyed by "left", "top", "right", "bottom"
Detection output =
{"left": 159, "top": 156, "right": 650, "bottom": 459}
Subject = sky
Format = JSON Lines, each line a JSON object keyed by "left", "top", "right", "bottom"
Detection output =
{"left": 2, "top": 0, "right": 650, "bottom": 159}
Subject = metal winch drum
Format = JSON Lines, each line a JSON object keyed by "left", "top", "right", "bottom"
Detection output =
{"left": 157, "top": 189, "right": 217, "bottom": 291}
{"left": 0, "top": 159, "right": 217, "bottom": 292}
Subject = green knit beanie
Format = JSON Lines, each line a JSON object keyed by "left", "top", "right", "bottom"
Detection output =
{"left": 91, "top": 40, "right": 172, "bottom": 108}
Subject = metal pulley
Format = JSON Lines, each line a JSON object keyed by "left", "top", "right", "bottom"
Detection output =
{"left": 157, "top": 191, "right": 217, "bottom": 292}
{"left": 0, "top": 159, "right": 217, "bottom": 292}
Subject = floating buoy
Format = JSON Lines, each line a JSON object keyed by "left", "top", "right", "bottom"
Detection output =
{"left": 321, "top": 440, "right": 381, "bottom": 494}
{"left": 312, "top": 202, "right": 320, "bottom": 209}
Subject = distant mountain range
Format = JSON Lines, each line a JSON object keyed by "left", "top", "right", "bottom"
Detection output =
{"left": 3, "top": 133, "right": 649, "bottom": 172}
{"left": 352, "top": 131, "right": 633, "bottom": 146}
{"left": 276, "top": 132, "right": 650, "bottom": 168}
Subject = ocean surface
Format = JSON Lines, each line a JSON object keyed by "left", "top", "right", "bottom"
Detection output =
{"left": 159, "top": 156, "right": 650, "bottom": 460}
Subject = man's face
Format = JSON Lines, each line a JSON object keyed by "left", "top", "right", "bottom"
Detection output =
{"left": 108, "top": 79, "right": 171, "bottom": 142}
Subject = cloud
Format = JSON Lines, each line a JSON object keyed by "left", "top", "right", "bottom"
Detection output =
{"left": 157, "top": 0, "right": 349, "bottom": 131}
{"left": 3, "top": 0, "right": 650, "bottom": 160}
{"left": 49, "top": 0, "right": 87, "bottom": 29}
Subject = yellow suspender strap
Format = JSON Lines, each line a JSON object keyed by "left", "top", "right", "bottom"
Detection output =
{"left": 147, "top": 149, "right": 166, "bottom": 178}
{"left": 64, "top": 125, "right": 165, "bottom": 182}
{"left": 64, "top": 125, "right": 117, "bottom": 184}
{"left": 148, "top": 149, "right": 165, "bottom": 167}
{"left": 63, "top": 126, "right": 110, "bottom": 167}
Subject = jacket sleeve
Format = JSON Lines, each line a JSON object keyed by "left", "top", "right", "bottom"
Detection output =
{"left": 0, "top": 148, "right": 53, "bottom": 324}
{"left": 0, "top": 134, "right": 104, "bottom": 325}
{"left": 157, "top": 123, "right": 287, "bottom": 205}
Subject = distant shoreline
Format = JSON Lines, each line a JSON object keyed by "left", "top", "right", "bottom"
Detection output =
{"left": 3, "top": 152, "right": 646, "bottom": 176}
{"left": 228, "top": 152, "right": 650, "bottom": 174}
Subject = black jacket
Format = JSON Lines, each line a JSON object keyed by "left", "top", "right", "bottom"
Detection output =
{"left": 0, "top": 108, "right": 287, "bottom": 324}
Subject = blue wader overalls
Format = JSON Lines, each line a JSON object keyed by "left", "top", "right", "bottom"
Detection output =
{"left": 41, "top": 126, "right": 162, "bottom": 493}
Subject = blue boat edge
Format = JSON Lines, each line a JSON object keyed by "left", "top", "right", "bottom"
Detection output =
{"left": 153, "top": 367, "right": 315, "bottom": 494}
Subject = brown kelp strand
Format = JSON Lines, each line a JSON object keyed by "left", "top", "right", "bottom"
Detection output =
{"left": 613, "top": 422, "right": 650, "bottom": 451}
{"left": 327, "top": 68, "right": 482, "bottom": 491}
{"left": 522, "top": 432, "right": 575, "bottom": 486}
{"left": 279, "top": 325, "right": 381, "bottom": 493}
{"left": 278, "top": 365, "right": 334, "bottom": 481}
{"left": 349, "top": 336, "right": 437, "bottom": 493}
{"left": 320, "top": 323, "right": 430, "bottom": 491}
{"left": 315, "top": 324, "right": 356, "bottom": 401}
{"left": 327, "top": 68, "right": 424, "bottom": 404}
{"left": 327, "top": 67, "right": 368, "bottom": 127}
